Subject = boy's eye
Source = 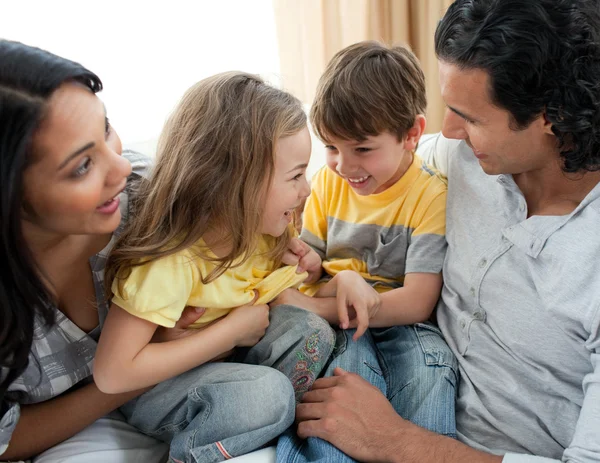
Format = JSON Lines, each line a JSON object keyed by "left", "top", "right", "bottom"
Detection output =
{"left": 324, "top": 145, "right": 337, "bottom": 151}
{"left": 356, "top": 147, "right": 371, "bottom": 153}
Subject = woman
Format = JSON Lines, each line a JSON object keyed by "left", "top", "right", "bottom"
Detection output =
{"left": 0, "top": 40, "right": 293, "bottom": 463}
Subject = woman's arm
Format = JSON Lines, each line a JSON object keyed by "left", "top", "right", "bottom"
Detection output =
{"left": 1, "top": 383, "right": 146, "bottom": 461}
{"left": 94, "top": 302, "right": 269, "bottom": 393}
{"left": 1, "top": 305, "right": 206, "bottom": 461}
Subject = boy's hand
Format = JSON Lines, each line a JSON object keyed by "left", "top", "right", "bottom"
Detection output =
{"left": 334, "top": 271, "right": 381, "bottom": 341}
{"left": 282, "top": 238, "right": 323, "bottom": 284}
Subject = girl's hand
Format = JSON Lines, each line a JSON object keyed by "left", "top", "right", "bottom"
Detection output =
{"left": 152, "top": 306, "right": 206, "bottom": 343}
{"left": 334, "top": 271, "right": 381, "bottom": 341}
{"left": 282, "top": 238, "right": 322, "bottom": 284}
{"left": 226, "top": 303, "right": 270, "bottom": 347}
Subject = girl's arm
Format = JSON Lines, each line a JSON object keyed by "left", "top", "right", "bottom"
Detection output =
{"left": 94, "top": 302, "right": 269, "bottom": 394}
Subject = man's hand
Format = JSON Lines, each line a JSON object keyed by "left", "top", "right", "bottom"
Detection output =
{"left": 152, "top": 306, "right": 205, "bottom": 343}
{"left": 296, "top": 367, "right": 405, "bottom": 462}
{"left": 297, "top": 368, "right": 504, "bottom": 463}
{"left": 282, "top": 238, "right": 323, "bottom": 284}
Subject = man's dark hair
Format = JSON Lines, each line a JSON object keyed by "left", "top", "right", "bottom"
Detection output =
{"left": 435, "top": 0, "right": 600, "bottom": 172}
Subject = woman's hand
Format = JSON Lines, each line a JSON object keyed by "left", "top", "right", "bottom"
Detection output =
{"left": 151, "top": 306, "right": 206, "bottom": 343}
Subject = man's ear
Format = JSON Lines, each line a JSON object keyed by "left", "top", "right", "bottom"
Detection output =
{"left": 404, "top": 115, "right": 426, "bottom": 150}
{"left": 542, "top": 112, "right": 554, "bottom": 135}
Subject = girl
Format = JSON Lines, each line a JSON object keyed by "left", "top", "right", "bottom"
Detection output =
{"left": 94, "top": 72, "right": 335, "bottom": 462}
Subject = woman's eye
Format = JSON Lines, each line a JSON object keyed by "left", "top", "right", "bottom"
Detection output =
{"left": 73, "top": 157, "right": 92, "bottom": 178}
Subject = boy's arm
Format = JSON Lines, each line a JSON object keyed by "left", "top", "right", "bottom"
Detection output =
{"left": 367, "top": 187, "right": 447, "bottom": 328}
{"left": 368, "top": 272, "right": 442, "bottom": 327}
{"left": 270, "top": 288, "right": 339, "bottom": 324}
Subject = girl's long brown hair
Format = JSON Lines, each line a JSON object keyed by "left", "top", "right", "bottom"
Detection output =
{"left": 106, "top": 72, "right": 306, "bottom": 295}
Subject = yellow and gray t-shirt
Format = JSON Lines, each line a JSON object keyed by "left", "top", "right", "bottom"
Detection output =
{"left": 301, "top": 153, "right": 447, "bottom": 294}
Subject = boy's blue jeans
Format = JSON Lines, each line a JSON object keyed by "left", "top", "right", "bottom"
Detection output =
{"left": 120, "top": 305, "right": 335, "bottom": 463}
{"left": 276, "top": 323, "right": 459, "bottom": 462}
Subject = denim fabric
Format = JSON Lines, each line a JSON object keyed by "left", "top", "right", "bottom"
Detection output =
{"left": 121, "top": 305, "right": 335, "bottom": 463}
{"left": 371, "top": 323, "right": 458, "bottom": 437}
{"left": 276, "top": 323, "right": 458, "bottom": 462}
{"left": 231, "top": 305, "right": 335, "bottom": 403}
{"left": 277, "top": 328, "right": 383, "bottom": 463}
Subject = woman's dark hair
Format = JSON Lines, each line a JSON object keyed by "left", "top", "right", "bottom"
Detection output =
{"left": 0, "top": 40, "right": 102, "bottom": 404}
{"left": 435, "top": 0, "right": 600, "bottom": 172}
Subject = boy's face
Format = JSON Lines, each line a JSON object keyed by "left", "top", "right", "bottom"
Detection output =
{"left": 323, "top": 130, "right": 416, "bottom": 195}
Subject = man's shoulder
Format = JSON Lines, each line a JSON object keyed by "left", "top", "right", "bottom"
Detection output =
{"left": 416, "top": 133, "right": 466, "bottom": 177}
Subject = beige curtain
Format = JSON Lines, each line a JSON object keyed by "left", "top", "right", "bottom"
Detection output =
{"left": 273, "top": 0, "right": 454, "bottom": 133}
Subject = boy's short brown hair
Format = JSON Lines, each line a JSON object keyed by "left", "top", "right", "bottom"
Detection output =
{"left": 310, "top": 40, "right": 426, "bottom": 143}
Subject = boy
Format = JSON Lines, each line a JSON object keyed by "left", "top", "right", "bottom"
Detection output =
{"left": 275, "top": 41, "right": 457, "bottom": 445}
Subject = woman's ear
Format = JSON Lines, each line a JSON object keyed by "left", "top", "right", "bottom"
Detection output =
{"left": 403, "top": 115, "right": 426, "bottom": 151}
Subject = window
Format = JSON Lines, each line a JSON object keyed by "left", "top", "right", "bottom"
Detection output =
{"left": 2, "top": 0, "right": 280, "bottom": 149}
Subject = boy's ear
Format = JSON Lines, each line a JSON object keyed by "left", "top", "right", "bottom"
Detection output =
{"left": 403, "top": 115, "right": 426, "bottom": 151}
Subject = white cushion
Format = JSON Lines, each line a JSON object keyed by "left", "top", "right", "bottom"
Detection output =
{"left": 229, "top": 446, "right": 276, "bottom": 462}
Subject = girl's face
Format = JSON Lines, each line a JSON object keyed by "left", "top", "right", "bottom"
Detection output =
{"left": 22, "top": 83, "right": 132, "bottom": 239}
{"left": 261, "top": 126, "right": 312, "bottom": 237}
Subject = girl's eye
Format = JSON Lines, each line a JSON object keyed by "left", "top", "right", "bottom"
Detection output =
{"left": 73, "top": 157, "right": 92, "bottom": 178}
{"left": 293, "top": 173, "right": 304, "bottom": 180}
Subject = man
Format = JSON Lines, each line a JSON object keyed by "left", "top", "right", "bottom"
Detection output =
{"left": 293, "top": 1, "right": 600, "bottom": 461}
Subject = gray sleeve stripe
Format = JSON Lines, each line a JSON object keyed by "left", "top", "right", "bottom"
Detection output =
{"left": 406, "top": 233, "right": 447, "bottom": 274}
{"left": 300, "top": 229, "right": 326, "bottom": 259}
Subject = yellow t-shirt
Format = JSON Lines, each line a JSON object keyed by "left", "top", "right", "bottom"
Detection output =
{"left": 111, "top": 236, "right": 307, "bottom": 328}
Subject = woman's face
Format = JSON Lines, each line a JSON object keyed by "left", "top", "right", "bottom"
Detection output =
{"left": 22, "top": 82, "right": 132, "bottom": 238}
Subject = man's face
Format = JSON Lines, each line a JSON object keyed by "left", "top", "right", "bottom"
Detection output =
{"left": 438, "top": 61, "right": 557, "bottom": 176}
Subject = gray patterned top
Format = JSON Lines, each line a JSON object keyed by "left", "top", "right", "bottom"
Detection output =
{"left": 0, "top": 151, "right": 151, "bottom": 455}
